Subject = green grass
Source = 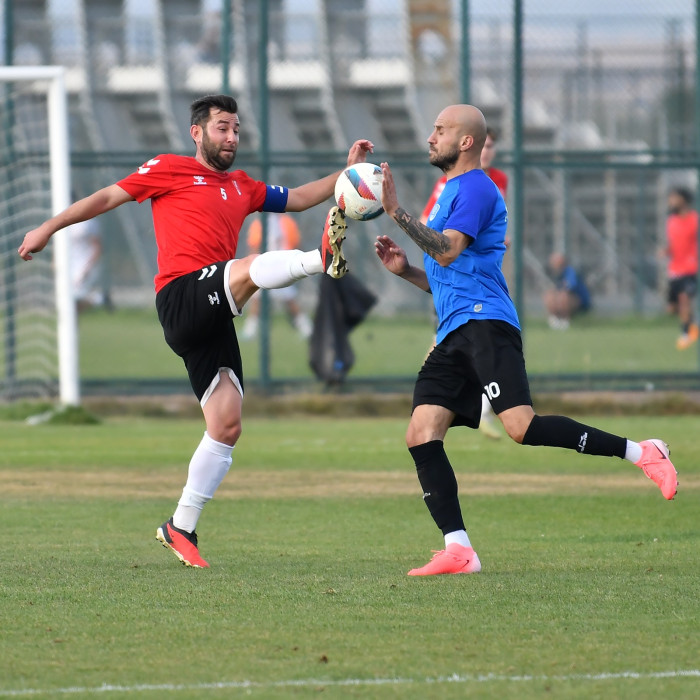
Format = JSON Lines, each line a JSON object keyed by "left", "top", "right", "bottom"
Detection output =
{"left": 75, "top": 308, "right": 700, "bottom": 381}
{"left": 0, "top": 415, "right": 698, "bottom": 698}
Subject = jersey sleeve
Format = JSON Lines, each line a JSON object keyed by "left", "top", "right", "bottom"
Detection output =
{"left": 116, "top": 155, "right": 172, "bottom": 203}
{"left": 262, "top": 185, "right": 289, "bottom": 213}
{"left": 237, "top": 171, "right": 288, "bottom": 214}
{"left": 443, "top": 182, "right": 485, "bottom": 240}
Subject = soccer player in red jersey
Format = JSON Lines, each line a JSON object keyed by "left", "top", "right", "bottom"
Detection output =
{"left": 18, "top": 94, "right": 373, "bottom": 568}
{"left": 663, "top": 187, "right": 699, "bottom": 350}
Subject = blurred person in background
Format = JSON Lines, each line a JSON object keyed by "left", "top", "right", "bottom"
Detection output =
{"left": 242, "top": 213, "right": 313, "bottom": 340}
{"left": 543, "top": 251, "right": 591, "bottom": 330}
{"left": 419, "top": 126, "right": 508, "bottom": 440}
{"left": 662, "top": 187, "right": 698, "bottom": 350}
{"left": 70, "top": 217, "right": 108, "bottom": 313}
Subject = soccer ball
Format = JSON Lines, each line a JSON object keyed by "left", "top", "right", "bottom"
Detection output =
{"left": 334, "top": 162, "right": 384, "bottom": 221}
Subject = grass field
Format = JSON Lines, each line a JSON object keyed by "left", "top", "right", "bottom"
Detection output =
{"left": 1, "top": 414, "right": 698, "bottom": 698}
{"left": 75, "top": 308, "right": 700, "bottom": 381}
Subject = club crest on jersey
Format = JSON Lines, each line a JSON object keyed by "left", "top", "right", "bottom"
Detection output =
{"left": 193, "top": 175, "right": 207, "bottom": 185}
{"left": 208, "top": 292, "right": 220, "bottom": 306}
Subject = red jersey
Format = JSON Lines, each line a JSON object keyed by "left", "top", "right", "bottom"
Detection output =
{"left": 486, "top": 167, "right": 508, "bottom": 196}
{"left": 667, "top": 210, "right": 699, "bottom": 278}
{"left": 420, "top": 167, "right": 508, "bottom": 221}
{"left": 117, "top": 154, "right": 268, "bottom": 292}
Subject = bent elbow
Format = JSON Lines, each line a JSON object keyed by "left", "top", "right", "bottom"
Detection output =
{"left": 437, "top": 253, "right": 458, "bottom": 267}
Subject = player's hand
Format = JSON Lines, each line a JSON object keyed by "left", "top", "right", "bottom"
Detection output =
{"left": 380, "top": 162, "right": 399, "bottom": 217}
{"left": 18, "top": 225, "right": 53, "bottom": 261}
{"left": 375, "top": 235, "right": 409, "bottom": 277}
{"left": 346, "top": 139, "right": 374, "bottom": 166}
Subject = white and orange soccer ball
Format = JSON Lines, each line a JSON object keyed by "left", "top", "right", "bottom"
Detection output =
{"left": 334, "top": 162, "right": 384, "bottom": 221}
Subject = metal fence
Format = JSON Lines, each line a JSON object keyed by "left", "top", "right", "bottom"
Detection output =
{"left": 1, "top": 0, "right": 699, "bottom": 395}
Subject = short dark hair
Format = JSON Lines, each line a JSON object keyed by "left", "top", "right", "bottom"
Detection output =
{"left": 190, "top": 94, "right": 238, "bottom": 127}
{"left": 486, "top": 126, "right": 499, "bottom": 141}
{"left": 670, "top": 186, "right": 694, "bottom": 205}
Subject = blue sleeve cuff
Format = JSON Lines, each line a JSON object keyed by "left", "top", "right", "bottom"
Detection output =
{"left": 263, "top": 185, "right": 289, "bottom": 213}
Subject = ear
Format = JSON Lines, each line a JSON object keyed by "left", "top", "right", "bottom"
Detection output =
{"left": 190, "top": 123, "right": 202, "bottom": 144}
{"left": 460, "top": 134, "right": 474, "bottom": 152}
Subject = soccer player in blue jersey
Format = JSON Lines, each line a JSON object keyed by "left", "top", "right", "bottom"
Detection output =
{"left": 375, "top": 104, "right": 678, "bottom": 576}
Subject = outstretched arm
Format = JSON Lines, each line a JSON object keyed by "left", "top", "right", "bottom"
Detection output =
{"left": 285, "top": 139, "right": 374, "bottom": 211}
{"left": 18, "top": 184, "right": 134, "bottom": 260}
{"left": 375, "top": 235, "right": 430, "bottom": 292}
{"left": 380, "top": 162, "right": 471, "bottom": 266}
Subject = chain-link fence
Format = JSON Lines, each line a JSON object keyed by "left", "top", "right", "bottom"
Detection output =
{"left": 1, "top": 0, "right": 699, "bottom": 395}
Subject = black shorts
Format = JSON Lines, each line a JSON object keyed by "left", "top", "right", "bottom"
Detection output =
{"left": 413, "top": 320, "right": 532, "bottom": 428}
{"left": 155, "top": 261, "right": 242, "bottom": 404}
{"left": 668, "top": 275, "right": 697, "bottom": 305}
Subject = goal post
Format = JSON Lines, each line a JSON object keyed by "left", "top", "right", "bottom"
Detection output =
{"left": 0, "top": 65, "right": 79, "bottom": 406}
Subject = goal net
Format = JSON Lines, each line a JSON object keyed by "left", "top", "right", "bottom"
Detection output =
{"left": 0, "top": 66, "right": 78, "bottom": 406}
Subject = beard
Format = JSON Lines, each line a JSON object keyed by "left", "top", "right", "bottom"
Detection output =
{"left": 201, "top": 131, "right": 236, "bottom": 171}
{"left": 429, "top": 144, "right": 460, "bottom": 173}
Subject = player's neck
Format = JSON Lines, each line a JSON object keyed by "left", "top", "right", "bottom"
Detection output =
{"left": 444, "top": 160, "right": 481, "bottom": 180}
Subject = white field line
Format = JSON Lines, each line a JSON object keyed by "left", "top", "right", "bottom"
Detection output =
{"left": 1, "top": 670, "right": 699, "bottom": 696}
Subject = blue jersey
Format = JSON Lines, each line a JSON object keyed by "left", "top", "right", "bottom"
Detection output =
{"left": 556, "top": 265, "right": 591, "bottom": 311}
{"left": 425, "top": 169, "right": 520, "bottom": 343}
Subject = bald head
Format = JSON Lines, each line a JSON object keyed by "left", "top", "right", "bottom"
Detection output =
{"left": 428, "top": 104, "right": 488, "bottom": 175}
{"left": 440, "top": 104, "right": 487, "bottom": 149}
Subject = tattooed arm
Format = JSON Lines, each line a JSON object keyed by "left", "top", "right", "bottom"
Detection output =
{"left": 380, "top": 163, "right": 471, "bottom": 267}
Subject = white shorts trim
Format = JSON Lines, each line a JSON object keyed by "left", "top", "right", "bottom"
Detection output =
{"left": 200, "top": 367, "right": 244, "bottom": 408}
{"left": 223, "top": 259, "right": 241, "bottom": 316}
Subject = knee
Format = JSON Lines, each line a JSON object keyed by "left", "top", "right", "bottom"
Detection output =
{"left": 406, "top": 423, "right": 439, "bottom": 449}
{"left": 504, "top": 422, "right": 529, "bottom": 445}
{"left": 498, "top": 407, "right": 535, "bottom": 445}
{"left": 208, "top": 417, "right": 242, "bottom": 447}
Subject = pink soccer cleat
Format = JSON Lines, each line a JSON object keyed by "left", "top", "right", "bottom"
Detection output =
{"left": 635, "top": 439, "right": 678, "bottom": 500}
{"left": 407, "top": 543, "right": 482, "bottom": 576}
{"left": 156, "top": 518, "right": 210, "bottom": 568}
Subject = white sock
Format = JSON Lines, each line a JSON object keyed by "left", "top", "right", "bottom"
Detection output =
{"left": 248, "top": 249, "right": 322, "bottom": 289}
{"left": 444, "top": 530, "right": 472, "bottom": 549}
{"left": 480, "top": 393, "right": 492, "bottom": 421}
{"left": 624, "top": 440, "right": 643, "bottom": 464}
{"left": 172, "top": 431, "right": 234, "bottom": 533}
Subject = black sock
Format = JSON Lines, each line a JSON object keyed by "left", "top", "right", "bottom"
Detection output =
{"left": 408, "top": 440, "right": 465, "bottom": 536}
{"left": 522, "top": 415, "right": 626, "bottom": 458}
{"left": 682, "top": 321, "right": 691, "bottom": 334}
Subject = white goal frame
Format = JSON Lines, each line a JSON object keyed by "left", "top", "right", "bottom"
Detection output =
{"left": 0, "top": 65, "right": 79, "bottom": 406}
